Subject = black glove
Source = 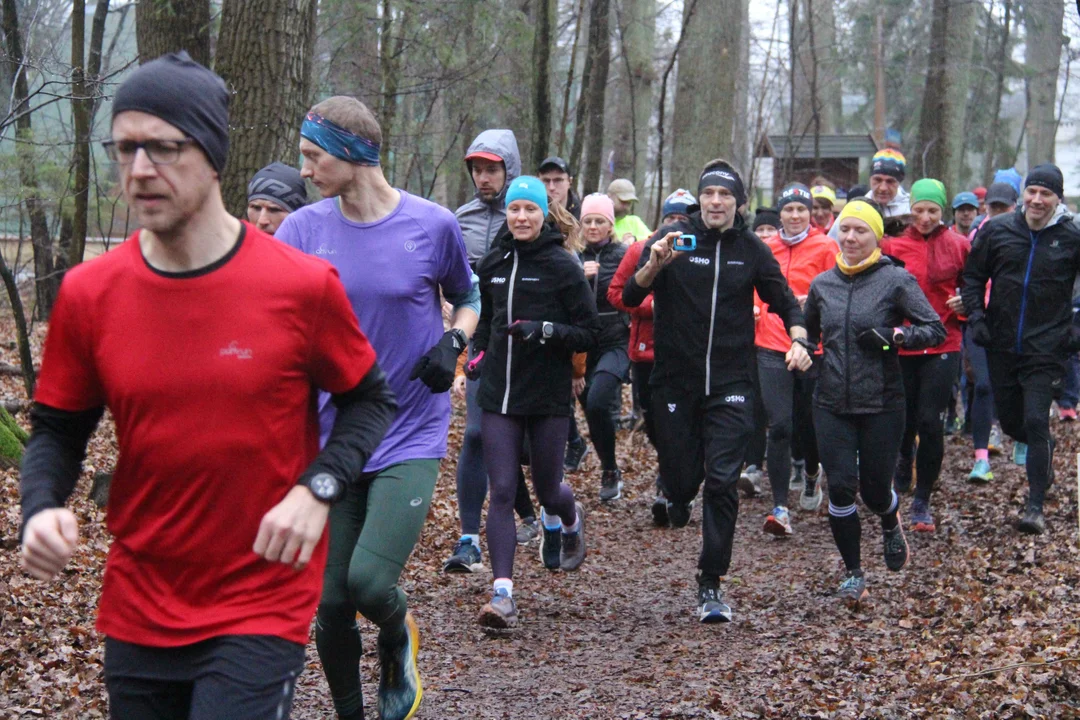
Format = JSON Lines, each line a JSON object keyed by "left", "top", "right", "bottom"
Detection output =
{"left": 409, "top": 329, "right": 466, "bottom": 393}
{"left": 968, "top": 316, "right": 992, "bottom": 348}
{"left": 508, "top": 320, "right": 545, "bottom": 344}
{"left": 464, "top": 350, "right": 486, "bottom": 381}
{"left": 857, "top": 326, "right": 900, "bottom": 354}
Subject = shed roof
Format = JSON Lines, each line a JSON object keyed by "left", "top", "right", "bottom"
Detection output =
{"left": 757, "top": 134, "right": 880, "bottom": 160}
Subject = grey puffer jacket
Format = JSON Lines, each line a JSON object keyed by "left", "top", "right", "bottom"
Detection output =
{"left": 454, "top": 129, "right": 522, "bottom": 265}
{"left": 805, "top": 257, "right": 946, "bottom": 414}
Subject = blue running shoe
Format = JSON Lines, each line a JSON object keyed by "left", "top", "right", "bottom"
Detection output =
{"left": 968, "top": 459, "right": 993, "bottom": 483}
{"left": 1012, "top": 442, "right": 1027, "bottom": 466}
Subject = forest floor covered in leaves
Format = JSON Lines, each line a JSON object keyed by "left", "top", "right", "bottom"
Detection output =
{"left": 1, "top": 311, "right": 1080, "bottom": 718}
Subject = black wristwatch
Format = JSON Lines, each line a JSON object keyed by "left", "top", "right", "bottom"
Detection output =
{"left": 448, "top": 328, "right": 468, "bottom": 354}
{"left": 792, "top": 337, "right": 816, "bottom": 353}
{"left": 541, "top": 321, "right": 554, "bottom": 345}
{"left": 300, "top": 472, "right": 345, "bottom": 504}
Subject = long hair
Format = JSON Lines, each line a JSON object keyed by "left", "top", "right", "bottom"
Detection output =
{"left": 548, "top": 200, "right": 585, "bottom": 254}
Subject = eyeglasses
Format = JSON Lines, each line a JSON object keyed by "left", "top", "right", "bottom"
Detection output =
{"left": 102, "top": 138, "right": 195, "bottom": 165}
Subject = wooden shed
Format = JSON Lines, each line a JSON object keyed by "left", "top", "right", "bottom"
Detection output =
{"left": 756, "top": 134, "right": 880, "bottom": 190}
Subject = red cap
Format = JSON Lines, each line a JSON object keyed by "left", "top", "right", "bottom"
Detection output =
{"left": 973, "top": 186, "right": 987, "bottom": 200}
{"left": 466, "top": 151, "right": 503, "bottom": 163}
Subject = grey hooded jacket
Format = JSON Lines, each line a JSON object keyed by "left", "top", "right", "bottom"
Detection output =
{"left": 455, "top": 129, "right": 522, "bottom": 265}
{"left": 805, "top": 257, "right": 946, "bottom": 414}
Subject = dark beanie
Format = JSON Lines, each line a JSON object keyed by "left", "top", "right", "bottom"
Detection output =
{"left": 1025, "top": 163, "right": 1064, "bottom": 199}
{"left": 777, "top": 183, "right": 813, "bottom": 211}
{"left": 112, "top": 51, "right": 230, "bottom": 173}
{"left": 753, "top": 207, "right": 781, "bottom": 231}
{"left": 848, "top": 184, "right": 869, "bottom": 200}
{"left": 247, "top": 162, "right": 307, "bottom": 212}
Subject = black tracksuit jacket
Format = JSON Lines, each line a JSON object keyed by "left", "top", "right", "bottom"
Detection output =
{"left": 622, "top": 212, "right": 804, "bottom": 395}
{"left": 582, "top": 239, "right": 630, "bottom": 353}
{"left": 474, "top": 224, "right": 600, "bottom": 416}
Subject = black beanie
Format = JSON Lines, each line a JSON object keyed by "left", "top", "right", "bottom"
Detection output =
{"left": 112, "top": 51, "right": 230, "bottom": 173}
{"left": 1025, "top": 163, "right": 1064, "bottom": 199}
{"left": 247, "top": 162, "right": 307, "bottom": 212}
{"left": 753, "top": 207, "right": 781, "bottom": 231}
{"left": 777, "top": 183, "right": 813, "bottom": 211}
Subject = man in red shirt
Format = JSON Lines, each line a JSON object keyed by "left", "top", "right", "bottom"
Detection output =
{"left": 18, "top": 52, "right": 397, "bottom": 719}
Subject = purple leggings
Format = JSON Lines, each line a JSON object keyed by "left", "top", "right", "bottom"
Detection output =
{"left": 481, "top": 412, "right": 578, "bottom": 580}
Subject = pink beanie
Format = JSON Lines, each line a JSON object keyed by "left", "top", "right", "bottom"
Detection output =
{"left": 580, "top": 193, "right": 615, "bottom": 225}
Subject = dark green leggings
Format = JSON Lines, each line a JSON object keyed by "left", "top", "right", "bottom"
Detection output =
{"left": 315, "top": 459, "right": 438, "bottom": 719}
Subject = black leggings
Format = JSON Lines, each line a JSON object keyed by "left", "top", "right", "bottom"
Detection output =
{"left": 632, "top": 361, "right": 656, "bottom": 448}
{"left": 482, "top": 412, "right": 578, "bottom": 580}
{"left": 899, "top": 353, "right": 961, "bottom": 501}
{"left": 814, "top": 407, "right": 903, "bottom": 572}
{"left": 757, "top": 349, "right": 820, "bottom": 506}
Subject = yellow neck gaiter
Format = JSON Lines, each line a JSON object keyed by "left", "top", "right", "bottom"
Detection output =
{"left": 836, "top": 248, "right": 882, "bottom": 276}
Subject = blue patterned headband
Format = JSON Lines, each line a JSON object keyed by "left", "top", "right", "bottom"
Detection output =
{"left": 300, "top": 112, "right": 381, "bottom": 166}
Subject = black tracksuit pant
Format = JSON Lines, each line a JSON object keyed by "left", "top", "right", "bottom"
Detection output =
{"left": 987, "top": 351, "right": 1063, "bottom": 509}
{"left": 899, "top": 353, "right": 961, "bottom": 502}
{"left": 652, "top": 382, "right": 755, "bottom": 579}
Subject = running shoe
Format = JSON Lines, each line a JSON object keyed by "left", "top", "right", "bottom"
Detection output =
{"left": 443, "top": 538, "right": 483, "bottom": 573}
{"left": 377, "top": 613, "right": 423, "bottom": 720}
{"left": 789, "top": 460, "right": 806, "bottom": 492}
{"left": 539, "top": 523, "right": 561, "bottom": 570}
{"left": 987, "top": 425, "right": 1003, "bottom": 455}
{"left": 1060, "top": 407, "right": 1078, "bottom": 422}
{"left": 516, "top": 517, "right": 539, "bottom": 545}
{"left": 651, "top": 481, "right": 670, "bottom": 527}
{"left": 882, "top": 515, "right": 909, "bottom": 571}
{"left": 763, "top": 506, "right": 794, "bottom": 537}
{"left": 560, "top": 502, "right": 587, "bottom": 571}
{"left": 738, "top": 465, "right": 764, "bottom": 498}
{"left": 893, "top": 454, "right": 913, "bottom": 494}
{"left": 599, "top": 468, "right": 623, "bottom": 502}
{"left": 697, "top": 577, "right": 732, "bottom": 623}
{"left": 968, "top": 458, "right": 993, "bottom": 483}
{"left": 910, "top": 498, "right": 935, "bottom": 533}
{"left": 478, "top": 588, "right": 518, "bottom": 629}
{"left": 1012, "top": 442, "right": 1027, "bottom": 466}
{"left": 800, "top": 468, "right": 824, "bottom": 511}
{"left": 1017, "top": 506, "right": 1046, "bottom": 535}
{"left": 668, "top": 500, "right": 694, "bottom": 528}
{"left": 837, "top": 570, "right": 868, "bottom": 607}
{"left": 564, "top": 437, "right": 591, "bottom": 472}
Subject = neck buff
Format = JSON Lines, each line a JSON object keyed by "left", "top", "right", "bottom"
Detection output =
{"left": 836, "top": 247, "right": 882, "bottom": 276}
{"left": 780, "top": 227, "right": 810, "bottom": 246}
{"left": 301, "top": 112, "right": 381, "bottom": 166}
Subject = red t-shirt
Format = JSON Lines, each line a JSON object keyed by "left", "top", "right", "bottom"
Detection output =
{"left": 35, "top": 223, "right": 376, "bottom": 647}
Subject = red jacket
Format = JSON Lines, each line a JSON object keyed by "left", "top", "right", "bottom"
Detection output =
{"left": 755, "top": 227, "right": 836, "bottom": 353}
{"left": 607, "top": 239, "right": 653, "bottom": 362}
{"left": 881, "top": 224, "right": 970, "bottom": 354}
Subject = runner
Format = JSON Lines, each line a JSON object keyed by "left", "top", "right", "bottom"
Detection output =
{"left": 623, "top": 159, "right": 812, "bottom": 622}
{"left": 810, "top": 184, "right": 837, "bottom": 232}
{"left": 445, "top": 129, "right": 540, "bottom": 572}
{"left": 755, "top": 183, "right": 836, "bottom": 536}
{"left": 882, "top": 179, "right": 969, "bottom": 533}
{"left": 19, "top": 53, "right": 397, "bottom": 720}
{"left": 829, "top": 151, "right": 910, "bottom": 242}
{"left": 246, "top": 161, "right": 308, "bottom": 234}
{"left": 961, "top": 164, "right": 1080, "bottom": 535}
{"left": 804, "top": 198, "right": 946, "bottom": 605}
{"left": 972, "top": 186, "right": 988, "bottom": 216}
{"left": 753, "top": 207, "right": 780, "bottom": 241}
{"left": 538, "top": 155, "right": 581, "bottom": 217}
{"left": 964, "top": 182, "right": 1017, "bottom": 482}
{"left": 661, "top": 188, "right": 697, "bottom": 225}
{"left": 578, "top": 193, "right": 630, "bottom": 501}
{"left": 951, "top": 191, "right": 979, "bottom": 237}
{"left": 470, "top": 176, "right": 599, "bottom": 627}
{"left": 607, "top": 178, "right": 652, "bottom": 242}
{"left": 276, "top": 96, "right": 478, "bottom": 720}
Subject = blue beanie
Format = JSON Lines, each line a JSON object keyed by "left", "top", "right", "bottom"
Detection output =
{"left": 505, "top": 175, "right": 549, "bottom": 217}
{"left": 662, "top": 188, "right": 697, "bottom": 218}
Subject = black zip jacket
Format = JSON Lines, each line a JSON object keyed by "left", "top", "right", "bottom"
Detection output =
{"left": 582, "top": 240, "right": 630, "bottom": 352}
{"left": 805, "top": 258, "right": 947, "bottom": 414}
{"left": 474, "top": 224, "right": 600, "bottom": 416}
{"left": 961, "top": 206, "right": 1080, "bottom": 356}
{"left": 622, "top": 211, "right": 804, "bottom": 394}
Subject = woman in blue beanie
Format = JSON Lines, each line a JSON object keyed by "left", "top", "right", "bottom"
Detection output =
{"left": 467, "top": 176, "right": 600, "bottom": 628}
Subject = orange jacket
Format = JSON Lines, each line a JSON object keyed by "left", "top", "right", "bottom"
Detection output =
{"left": 755, "top": 227, "right": 836, "bottom": 353}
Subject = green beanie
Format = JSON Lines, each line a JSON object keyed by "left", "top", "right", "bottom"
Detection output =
{"left": 910, "top": 178, "right": 948, "bottom": 210}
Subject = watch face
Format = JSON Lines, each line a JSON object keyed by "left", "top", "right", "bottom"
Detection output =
{"left": 310, "top": 474, "right": 339, "bottom": 500}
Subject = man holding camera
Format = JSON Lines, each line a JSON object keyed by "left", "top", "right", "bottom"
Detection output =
{"left": 622, "top": 159, "right": 811, "bottom": 623}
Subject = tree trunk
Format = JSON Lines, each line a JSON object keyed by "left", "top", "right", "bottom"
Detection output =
{"left": 731, "top": 0, "right": 751, "bottom": 175}
{"left": 557, "top": 0, "right": 587, "bottom": 158}
{"left": 790, "top": 0, "right": 840, "bottom": 137}
{"left": 378, "top": 0, "right": 410, "bottom": 170}
{"left": 670, "top": 0, "right": 742, "bottom": 193}
{"left": 530, "top": 0, "right": 554, "bottom": 171}
{"left": 135, "top": 0, "right": 210, "bottom": 65}
{"left": 982, "top": 0, "right": 1012, "bottom": 184}
{"left": 581, "top": 0, "right": 610, "bottom": 194}
{"left": 1023, "top": 0, "right": 1064, "bottom": 166}
{"left": 216, "top": 0, "right": 318, "bottom": 216}
{"left": 568, "top": 0, "right": 594, "bottom": 183}
{"left": 2, "top": 0, "right": 57, "bottom": 320}
{"left": 609, "top": 0, "right": 654, "bottom": 187}
{"left": 68, "top": 0, "right": 107, "bottom": 269}
{"left": 914, "top": 0, "right": 975, "bottom": 195}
